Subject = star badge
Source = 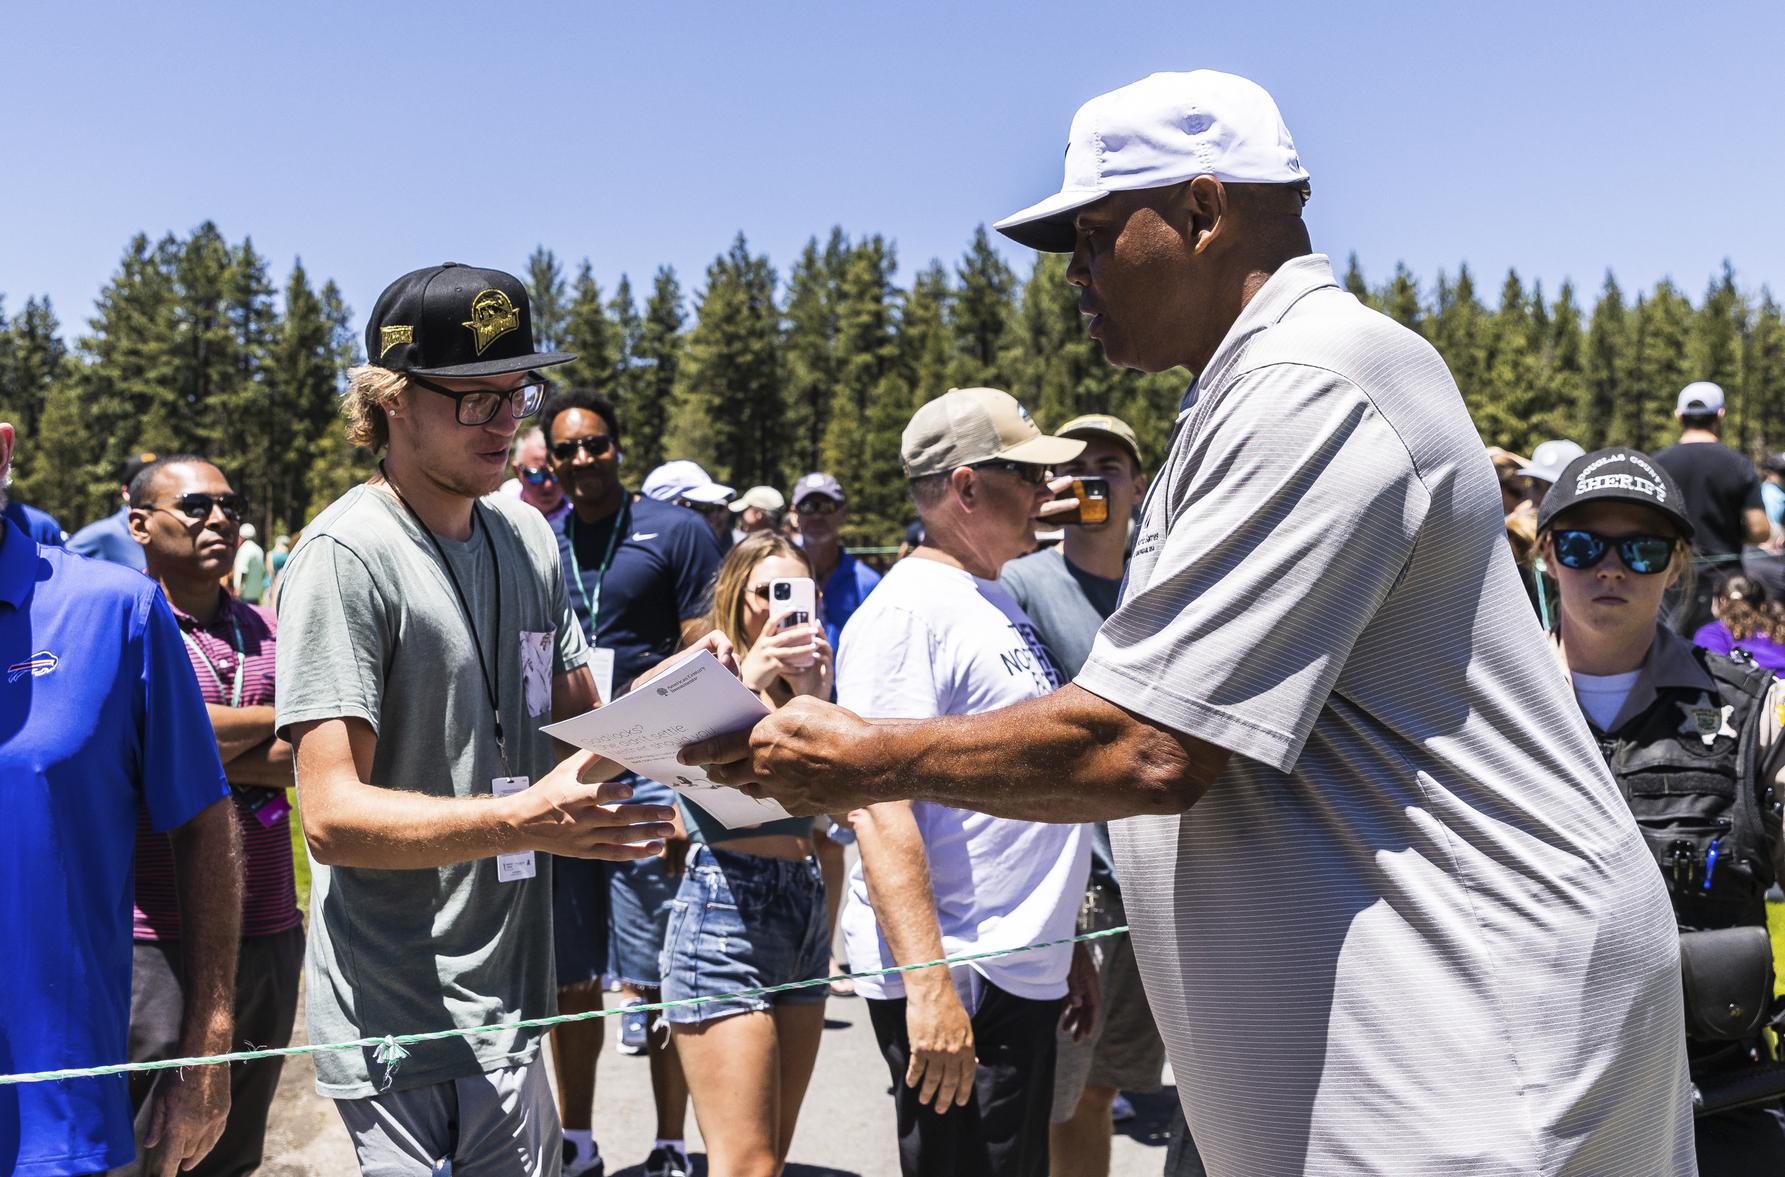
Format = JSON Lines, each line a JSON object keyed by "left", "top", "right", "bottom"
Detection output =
{"left": 1676, "top": 692, "right": 1738, "bottom": 747}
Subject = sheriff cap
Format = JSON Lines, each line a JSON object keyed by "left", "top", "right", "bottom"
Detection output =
{"left": 995, "top": 70, "right": 1309, "bottom": 253}
{"left": 902, "top": 388, "right": 1084, "bottom": 479}
{"left": 1537, "top": 446, "right": 1694, "bottom": 540}
{"left": 367, "top": 263, "right": 574, "bottom": 379}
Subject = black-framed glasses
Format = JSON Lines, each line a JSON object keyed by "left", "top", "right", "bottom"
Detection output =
{"left": 550, "top": 435, "right": 614, "bottom": 461}
{"left": 153, "top": 492, "right": 247, "bottom": 522}
{"left": 795, "top": 497, "right": 839, "bottom": 515}
{"left": 964, "top": 459, "right": 1052, "bottom": 485}
{"left": 408, "top": 373, "right": 544, "bottom": 425}
{"left": 519, "top": 464, "right": 556, "bottom": 486}
{"left": 1551, "top": 530, "right": 1676, "bottom": 575}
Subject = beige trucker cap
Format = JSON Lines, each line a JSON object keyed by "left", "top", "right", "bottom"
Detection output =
{"left": 1054, "top": 412, "right": 1142, "bottom": 467}
{"left": 902, "top": 387, "right": 1086, "bottom": 479}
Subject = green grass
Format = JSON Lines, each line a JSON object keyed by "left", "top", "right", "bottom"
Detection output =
{"left": 290, "top": 797, "right": 311, "bottom": 917}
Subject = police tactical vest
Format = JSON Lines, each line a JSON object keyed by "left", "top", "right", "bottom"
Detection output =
{"left": 1595, "top": 650, "right": 1779, "bottom": 932}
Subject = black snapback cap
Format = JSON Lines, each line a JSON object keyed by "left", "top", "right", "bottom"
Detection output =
{"left": 1536, "top": 446, "right": 1695, "bottom": 540}
{"left": 366, "top": 263, "right": 575, "bottom": 379}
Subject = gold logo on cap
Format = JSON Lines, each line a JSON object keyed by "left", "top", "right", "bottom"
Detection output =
{"left": 463, "top": 289, "right": 520, "bottom": 356}
{"left": 379, "top": 325, "right": 414, "bottom": 359}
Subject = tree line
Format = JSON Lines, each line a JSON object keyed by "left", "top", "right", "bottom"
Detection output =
{"left": 3, "top": 221, "right": 1781, "bottom": 546}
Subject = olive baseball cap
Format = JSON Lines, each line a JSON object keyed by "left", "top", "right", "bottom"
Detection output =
{"left": 1055, "top": 413, "right": 1142, "bottom": 467}
{"left": 901, "top": 388, "right": 1085, "bottom": 478}
{"left": 366, "top": 263, "right": 575, "bottom": 379}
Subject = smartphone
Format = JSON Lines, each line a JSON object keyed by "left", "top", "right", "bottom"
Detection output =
{"left": 1051, "top": 477, "right": 1111, "bottom": 526}
{"left": 769, "top": 577, "right": 818, "bottom": 668}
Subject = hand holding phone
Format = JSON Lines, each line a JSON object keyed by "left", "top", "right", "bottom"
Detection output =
{"left": 769, "top": 577, "right": 818, "bottom": 669}
{"left": 1046, "top": 477, "right": 1111, "bottom": 526}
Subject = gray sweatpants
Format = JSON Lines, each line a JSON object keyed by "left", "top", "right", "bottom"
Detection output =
{"left": 335, "top": 1057, "right": 562, "bottom": 1177}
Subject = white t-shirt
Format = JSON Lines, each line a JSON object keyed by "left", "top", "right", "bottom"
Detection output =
{"left": 836, "top": 556, "right": 1090, "bottom": 1002}
{"left": 1572, "top": 669, "right": 1642, "bottom": 731}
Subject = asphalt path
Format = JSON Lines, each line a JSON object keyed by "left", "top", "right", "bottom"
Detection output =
{"left": 258, "top": 981, "right": 1179, "bottom": 1175}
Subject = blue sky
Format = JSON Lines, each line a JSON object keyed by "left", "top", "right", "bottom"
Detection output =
{"left": 6, "top": 0, "right": 1782, "bottom": 337}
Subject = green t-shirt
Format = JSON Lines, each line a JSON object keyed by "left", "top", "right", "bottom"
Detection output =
{"left": 274, "top": 485, "right": 587, "bottom": 1097}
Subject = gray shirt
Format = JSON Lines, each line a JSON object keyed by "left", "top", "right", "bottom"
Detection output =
{"left": 1077, "top": 256, "right": 1692, "bottom": 1175}
{"left": 1000, "top": 546, "right": 1122, "bottom": 679}
{"left": 275, "top": 485, "right": 587, "bottom": 1097}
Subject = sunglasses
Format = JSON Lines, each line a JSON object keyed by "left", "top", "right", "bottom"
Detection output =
{"left": 551, "top": 435, "right": 614, "bottom": 461}
{"left": 407, "top": 374, "right": 544, "bottom": 426}
{"left": 152, "top": 493, "right": 247, "bottom": 522}
{"left": 675, "top": 497, "right": 728, "bottom": 516}
{"left": 1551, "top": 530, "right": 1676, "bottom": 575}
{"left": 795, "top": 497, "right": 840, "bottom": 515}
{"left": 519, "top": 464, "right": 556, "bottom": 486}
{"left": 965, "top": 459, "right": 1052, "bottom": 485}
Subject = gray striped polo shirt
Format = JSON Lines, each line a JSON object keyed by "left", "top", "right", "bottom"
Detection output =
{"left": 1077, "top": 255, "right": 1692, "bottom": 1176}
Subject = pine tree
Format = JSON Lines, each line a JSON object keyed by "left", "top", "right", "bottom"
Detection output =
{"left": 265, "top": 260, "right": 340, "bottom": 531}
{"left": 0, "top": 296, "right": 69, "bottom": 508}
{"left": 1581, "top": 274, "right": 1627, "bottom": 448}
{"left": 219, "top": 237, "right": 277, "bottom": 533}
{"left": 526, "top": 247, "right": 569, "bottom": 353}
{"left": 1541, "top": 280, "right": 1587, "bottom": 445}
{"left": 782, "top": 232, "right": 844, "bottom": 481}
{"left": 1343, "top": 252, "right": 1371, "bottom": 304}
{"left": 1744, "top": 291, "right": 1785, "bottom": 453}
{"left": 820, "top": 236, "right": 902, "bottom": 532}
{"left": 559, "top": 261, "right": 616, "bottom": 394}
{"left": 1377, "top": 264, "right": 1421, "bottom": 332}
{"left": 1428, "top": 265, "right": 1490, "bottom": 422}
{"left": 1004, "top": 252, "right": 1108, "bottom": 429}
{"left": 303, "top": 280, "right": 370, "bottom": 517}
{"left": 609, "top": 274, "right": 644, "bottom": 413}
{"left": 949, "top": 226, "right": 1015, "bottom": 388}
{"left": 628, "top": 267, "right": 685, "bottom": 474}
{"left": 1628, "top": 281, "right": 1695, "bottom": 450}
{"left": 1692, "top": 262, "right": 1747, "bottom": 444}
{"left": 669, "top": 235, "right": 782, "bottom": 487}
{"left": 1476, "top": 269, "right": 1545, "bottom": 450}
{"left": 897, "top": 260, "right": 953, "bottom": 407}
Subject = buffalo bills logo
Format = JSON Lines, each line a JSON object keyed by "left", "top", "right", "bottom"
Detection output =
{"left": 7, "top": 651, "right": 57, "bottom": 683}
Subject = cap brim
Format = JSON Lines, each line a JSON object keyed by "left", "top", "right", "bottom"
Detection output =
{"left": 1058, "top": 425, "right": 1141, "bottom": 464}
{"left": 993, "top": 188, "right": 1107, "bottom": 253}
{"left": 683, "top": 485, "right": 735, "bottom": 505}
{"left": 997, "top": 435, "right": 1087, "bottom": 466}
{"left": 409, "top": 351, "right": 576, "bottom": 379}
{"left": 1513, "top": 466, "right": 1556, "bottom": 483}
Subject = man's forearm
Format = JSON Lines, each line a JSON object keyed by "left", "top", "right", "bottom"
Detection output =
{"left": 854, "top": 803, "right": 954, "bottom": 995}
{"left": 298, "top": 774, "right": 524, "bottom": 868}
{"left": 170, "top": 799, "right": 242, "bottom": 1056}
{"left": 222, "top": 736, "right": 292, "bottom": 788}
{"left": 858, "top": 685, "right": 1221, "bottom": 822}
{"left": 209, "top": 704, "right": 276, "bottom": 763}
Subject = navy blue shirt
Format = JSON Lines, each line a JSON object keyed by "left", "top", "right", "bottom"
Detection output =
{"left": 2, "top": 501, "right": 63, "bottom": 547}
{"left": 552, "top": 495, "right": 723, "bottom": 690}
{"left": 65, "top": 505, "right": 145, "bottom": 571}
{"left": 0, "top": 522, "right": 228, "bottom": 1175}
{"left": 817, "top": 549, "right": 881, "bottom": 654}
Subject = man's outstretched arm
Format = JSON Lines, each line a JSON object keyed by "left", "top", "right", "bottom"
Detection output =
{"left": 685, "top": 683, "right": 1229, "bottom": 823}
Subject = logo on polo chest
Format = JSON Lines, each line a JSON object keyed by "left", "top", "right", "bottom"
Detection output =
{"left": 7, "top": 651, "right": 58, "bottom": 683}
{"left": 463, "top": 289, "right": 520, "bottom": 355}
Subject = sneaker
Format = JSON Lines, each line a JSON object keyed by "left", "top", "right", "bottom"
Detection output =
{"left": 562, "top": 1138, "right": 605, "bottom": 1177}
{"left": 1111, "top": 1092, "right": 1136, "bottom": 1123}
{"left": 642, "top": 1144, "right": 690, "bottom": 1177}
{"left": 617, "top": 998, "right": 648, "bottom": 1056}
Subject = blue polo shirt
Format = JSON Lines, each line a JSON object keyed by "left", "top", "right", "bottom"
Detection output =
{"left": 65, "top": 505, "right": 144, "bottom": 571}
{"left": 552, "top": 494, "right": 724, "bottom": 690}
{"left": 818, "top": 549, "right": 881, "bottom": 653}
{"left": 1, "top": 502, "right": 62, "bottom": 548}
{"left": 0, "top": 521, "right": 228, "bottom": 1175}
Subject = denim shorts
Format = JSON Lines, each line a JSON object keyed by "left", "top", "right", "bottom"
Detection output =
{"left": 660, "top": 844, "right": 830, "bottom": 1025}
{"left": 606, "top": 776, "right": 681, "bottom": 988}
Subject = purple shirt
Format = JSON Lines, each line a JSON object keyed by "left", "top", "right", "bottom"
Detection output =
{"left": 1692, "top": 619, "right": 1785, "bottom": 673}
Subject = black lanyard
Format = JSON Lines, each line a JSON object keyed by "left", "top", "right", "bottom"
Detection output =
{"left": 380, "top": 464, "right": 508, "bottom": 765}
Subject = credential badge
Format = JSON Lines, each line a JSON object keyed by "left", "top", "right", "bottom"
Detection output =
{"left": 463, "top": 289, "right": 520, "bottom": 356}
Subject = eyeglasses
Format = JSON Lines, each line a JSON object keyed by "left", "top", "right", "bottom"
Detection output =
{"left": 152, "top": 493, "right": 247, "bottom": 522}
{"left": 550, "top": 435, "right": 614, "bottom": 461}
{"left": 1551, "top": 530, "right": 1676, "bottom": 575}
{"left": 795, "top": 497, "right": 839, "bottom": 515}
{"left": 748, "top": 584, "right": 774, "bottom": 600}
{"left": 407, "top": 374, "right": 544, "bottom": 426}
{"left": 519, "top": 465, "right": 556, "bottom": 486}
{"left": 964, "top": 459, "right": 1052, "bottom": 485}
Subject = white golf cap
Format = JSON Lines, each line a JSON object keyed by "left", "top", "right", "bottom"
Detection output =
{"left": 728, "top": 485, "right": 786, "bottom": 514}
{"left": 1516, "top": 439, "right": 1587, "bottom": 485}
{"left": 995, "top": 70, "right": 1309, "bottom": 253}
{"left": 1676, "top": 381, "right": 1725, "bottom": 415}
{"left": 640, "top": 460, "right": 734, "bottom": 505}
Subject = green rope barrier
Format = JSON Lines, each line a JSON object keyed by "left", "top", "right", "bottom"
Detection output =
{"left": 0, "top": 925, "right": 1131, "bottom": 1088}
